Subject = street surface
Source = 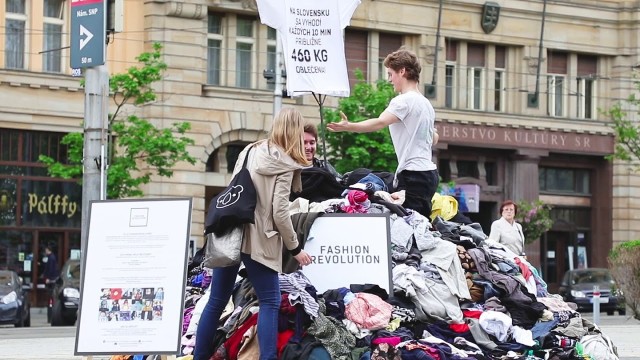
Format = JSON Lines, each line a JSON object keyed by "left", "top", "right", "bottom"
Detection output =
{"left": 0, "top": 308, "right": 638, "bottom": 359}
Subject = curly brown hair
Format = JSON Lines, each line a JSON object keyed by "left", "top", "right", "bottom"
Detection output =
{"left": 383, "top": 48, "right": 421, "bottom": 82}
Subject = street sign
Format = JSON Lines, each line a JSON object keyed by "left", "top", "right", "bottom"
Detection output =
{"left": 70, "top": 0, "right": 106, "bottom": 68}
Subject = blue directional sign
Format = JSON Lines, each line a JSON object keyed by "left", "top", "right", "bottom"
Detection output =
{"left": 70, "top": 0, "right": 106, "bottom": 68}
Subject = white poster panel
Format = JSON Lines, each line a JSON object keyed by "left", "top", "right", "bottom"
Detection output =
{"left": 75, "top": 198, "right": 192, "bottom": 355}
{"left": 256, "top": 0, "right": 360, "bottom": 97}
{"left": 302, "top": 214, "right": 392, "bottom": 294}
{"left": 568, "top": 246, "right": 575, "bottom": 271}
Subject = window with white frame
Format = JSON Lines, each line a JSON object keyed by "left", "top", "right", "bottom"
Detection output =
{"left": 548, "top": 75, "right": 565, "bottom": 117}
{"left": 5, "top": 0, "right": 27, "bottom": 69}
{"left": 494, "top": 71, "right": 504, "bottom": 111}
{"left": 467, "top": 67, "right": 485, "bottom": 110}
{"left": 445, "top": 64, "right": 456, "bottom": 108}
{"left": 43, "top": 0, "right": 64, "bottom": 73}
{"left": 444, "top": 40, "right": 458, "bottom": 109}
{"left": 235, "top": 16, "right": 255, "bottom": 88}
{"left": 266, "top": 27, "right": 277, "bottom": 90}
{"left": 577, "top": 78, "right": 595, "bottom": 119}
{"left": 494, "top": 46, "right": 506, "bottom": 112}
{"left": 577, "top": 54, "right": 597, "bottom": 119}
{"left": 467, "top": 43, "right": 485, "bottom": 110}
{"left": 207, "top": 13, "right": 223, "bottom": 85}
{"left": 547, "top": 51, "right": 568, "bottom": 117}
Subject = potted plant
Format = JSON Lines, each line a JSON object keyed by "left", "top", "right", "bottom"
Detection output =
{"left": 515, "top": 200, "right": 554, "bottom": 244}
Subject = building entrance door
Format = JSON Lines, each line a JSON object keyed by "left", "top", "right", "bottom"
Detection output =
{"left": 542, "top": 231, "right": 574, "bottom": 294}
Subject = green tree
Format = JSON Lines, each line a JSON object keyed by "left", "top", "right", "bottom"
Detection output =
{"left": 607, "top": 79, "right": 640, "bottom": 319}
{"left": 39, "top": 43, "right": 196, "bottom": 198}
{"left": 514, "top": 200, "right": 553, "bottom": 244}
{"left": 607, "top": 82, "right": 640, "bottom": 166}
{"left": 609, "top": 241, "right": 640, "bottom": 319}
{"left": 322, "top": 70, "right": 397, "bottom": 174}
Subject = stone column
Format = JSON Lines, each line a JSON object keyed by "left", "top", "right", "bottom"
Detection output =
{"left": 507, "top": 149, "right": 547, "bottom": 202}
{"left": 508, "top": 148, "right": 547, "bottom": 267}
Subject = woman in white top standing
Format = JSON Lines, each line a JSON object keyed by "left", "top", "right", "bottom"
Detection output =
{"left": 489, "top": 200, "right": 526, "bottom": 256}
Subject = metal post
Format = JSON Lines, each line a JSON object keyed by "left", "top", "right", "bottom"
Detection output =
{"left": 312, "top": 93, "right": 328, "bottom": 166}
{"left": 80, "top": 65, "right": 110, "bottom": 265}
{"left": 430, "top": 0, "right": 444, "bottom": 86}
{"left": 273, "top": 32, "right": 283, "bottom": 118}
{"left": 592, "top": 285, "right": 600, "bottom": 324}
{"left": 531, "top": 0, "right": 547, "bottom": 106}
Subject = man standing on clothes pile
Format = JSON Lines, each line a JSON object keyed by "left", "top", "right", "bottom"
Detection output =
{"left": 327, "top": 49, "right": 439, "bottom": 218}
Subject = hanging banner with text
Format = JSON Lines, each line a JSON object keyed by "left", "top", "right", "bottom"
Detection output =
{"left": 75, "top": 198, "right": 192, "bottom": 356}
{"left": 256, "top": 0, "right": 360, "bottom": 97}
{"left": 302, "top": 214, "right": 392, "bottom": 294}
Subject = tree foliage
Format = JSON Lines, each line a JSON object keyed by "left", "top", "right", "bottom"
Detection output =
{"left": 39, "top": 43, "right": 196, "bottom": 198}
{"left": 609, "top": 240, "right": 640, "bottom": 319}
{"left": 514, "top": 200, "right": 554, "bottom": 244}
{"left": 607, "top": 85, "right": 640, "bottom": 167}
{"left": 321, "top": 70, "right": 398, "bottom": 174}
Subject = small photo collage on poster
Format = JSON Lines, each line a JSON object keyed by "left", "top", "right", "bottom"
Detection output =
{"left": 98, "top": 287, "right": 164, "bottom": 322}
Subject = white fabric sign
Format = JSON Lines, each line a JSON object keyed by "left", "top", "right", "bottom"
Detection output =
{"left": 256, "top": 0, "right": 360, "bottom": 97}
{"left": 302, "top": 214, "right": 392, "bottom": 294}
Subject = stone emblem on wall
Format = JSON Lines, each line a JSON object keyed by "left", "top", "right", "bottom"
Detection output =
{"left": 481, "top": 2, "right": 500, "bottom": 34}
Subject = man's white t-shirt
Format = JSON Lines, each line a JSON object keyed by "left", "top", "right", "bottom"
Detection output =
{"left": 256, "top": 0, "right": 360, "bottom": 97}
{"left": 385, "top": 91, "right": 437, "bottom": 174}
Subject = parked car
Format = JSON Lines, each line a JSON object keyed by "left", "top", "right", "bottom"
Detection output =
{"left": 50, "top": 259, "right": 81, "bottom": 326}
{"left": 0, "top": 270, "right": 31, "bottom": 327}
{"left": 558, "top": 268, "right": 626, "bottom": 315}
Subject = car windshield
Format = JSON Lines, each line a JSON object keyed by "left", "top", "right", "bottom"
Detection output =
{"left": 572, "top": 270, "right": 612, "bottom": 284}
{"left": 66, "top": 262, "right": 81, "bottom": 279}
{"left": 0, "top": 273, "right": 11, "bottom": 286}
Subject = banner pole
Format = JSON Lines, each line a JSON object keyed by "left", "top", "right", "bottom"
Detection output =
{"left": 312, "top": 93, "right": 328, "bottom": 166}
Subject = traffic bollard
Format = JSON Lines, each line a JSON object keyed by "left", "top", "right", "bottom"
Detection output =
{"left": 592, "top": 285, "right": 600, "bottom": 325}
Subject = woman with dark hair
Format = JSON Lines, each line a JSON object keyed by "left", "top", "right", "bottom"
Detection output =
{"left": 489, "top": 200, "right": 526, "bottom": 256}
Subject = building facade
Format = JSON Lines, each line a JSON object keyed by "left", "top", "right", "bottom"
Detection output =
{"left": 2, "top": 0, "right": 640, "bottom": 303}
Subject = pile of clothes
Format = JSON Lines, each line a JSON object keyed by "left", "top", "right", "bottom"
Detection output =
{"left": 176, "top": 170, "right": 619, "bottom": 360}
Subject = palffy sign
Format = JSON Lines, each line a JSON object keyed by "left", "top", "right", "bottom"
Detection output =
{"left": 302, "top": 214, "right": 392, "bottom": 294}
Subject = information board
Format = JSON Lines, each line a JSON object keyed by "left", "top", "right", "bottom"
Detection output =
{"left": 75, "top": 198, "right": 192, "bottom": 356}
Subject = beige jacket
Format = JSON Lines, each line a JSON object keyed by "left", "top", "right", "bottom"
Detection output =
{"left": 234, "top": 140, "right": 303, "bottom": 273}
{"left": 488, "top": 217, "right": 525, "bottom": 256}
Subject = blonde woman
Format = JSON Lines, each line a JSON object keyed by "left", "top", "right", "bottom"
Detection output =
{"left": 195, "top": 108, "right": 313, "bottom": 360}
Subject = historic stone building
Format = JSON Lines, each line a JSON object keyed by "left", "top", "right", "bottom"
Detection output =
{"left": 2, "top": 0, "right": 640, "bottom": 303}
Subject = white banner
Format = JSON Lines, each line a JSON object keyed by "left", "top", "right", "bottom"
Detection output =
{"left": 302, "top": 214, "right": 392, "bottom": 294}
{"left": 256, "top": 0, "right": 360, "bottom": 97}
{"left": 75, "top": 198, "right": 192, "bottom": 355}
